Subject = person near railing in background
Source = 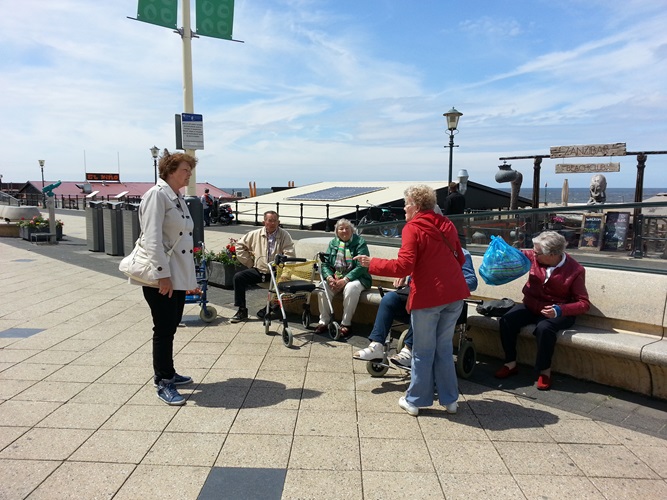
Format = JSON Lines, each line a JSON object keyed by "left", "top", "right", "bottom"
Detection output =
{"left": 444, "top": 181, "right": 466, "bottom": 247}
{"left": 356, "top": 248, "right": 478, "bottom": 369}
{"left": 355, "top": 184, "right": 469, "bottom": 417}
{"left": 231, "top": 210, "right": 296, "bottom": 323}
{"left": 314, "top": 218, "right": 371, "bottom": 338}
{"left": 494, "top": 231, "right": 590, "bottom": 390}
{"left": 201, "top": 188, "right": 213, "bottom": 226}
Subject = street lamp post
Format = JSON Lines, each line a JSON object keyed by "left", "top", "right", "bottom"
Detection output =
{"left": 38, "top": 159, "right": 45, "bottom": 207}
{"left": 150, "top": 146, "right": 160, "bottom": 184}
{"left": 443, "top": 107, "right": 463, "bottom": 184}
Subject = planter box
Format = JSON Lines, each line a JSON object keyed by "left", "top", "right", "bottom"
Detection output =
{"left": 0, "top": 225, "right": 20, "bottom": 238}
{"left": 20, "top": 226, "right": 63, "bottom": 241}
{"left": 208, "top": 261, "right": 241, "bottom": 289}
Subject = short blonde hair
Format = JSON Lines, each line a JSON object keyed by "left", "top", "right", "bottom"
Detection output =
{"left": 404, "top": 184, "right": 436, "bottom": 211}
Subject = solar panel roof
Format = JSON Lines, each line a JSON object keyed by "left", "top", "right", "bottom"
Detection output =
{"left": 287, "top": 186, "right": 385, "bottom": 202}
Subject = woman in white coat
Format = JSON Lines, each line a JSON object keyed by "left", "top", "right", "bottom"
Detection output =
{"left": 138, "top": 149, "right": 198, "bottom": 406}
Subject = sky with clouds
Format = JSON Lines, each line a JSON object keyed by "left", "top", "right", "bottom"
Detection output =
{"left": 2, "top": 0, "right": 666, "bottom": 193}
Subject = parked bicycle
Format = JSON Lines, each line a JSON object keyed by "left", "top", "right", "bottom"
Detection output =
{"left": 357, "top": 201, "right": 401, "bottom": 237}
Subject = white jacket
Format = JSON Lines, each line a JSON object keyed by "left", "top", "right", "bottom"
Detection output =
{"left": 136, "top": 180, "right": 197, "bottom": 290}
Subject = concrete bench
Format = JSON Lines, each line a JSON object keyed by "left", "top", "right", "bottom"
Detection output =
{"left": 295, "top": 237, "right": 667, "bottom": 398}
{"left": 466, "top": 255, "right": 667, "bottom": 398}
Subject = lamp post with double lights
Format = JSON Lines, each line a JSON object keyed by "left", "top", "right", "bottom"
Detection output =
{"left": 38, "top": 159, "right": 46, "bottom": 207}
{"left": 443, "top": 107, "right": 462, "bottom": 185}
{"left": 150, "top": 146, "right": 160, "bottom": 184}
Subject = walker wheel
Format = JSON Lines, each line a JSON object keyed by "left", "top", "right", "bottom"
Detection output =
{"left": 263, "top": 317, "right": 271, "bottom": 335}
{"left": 396, "top": 329, "right": 409, "bottom": 353}
{"left": 282, "top": 327, "right": 293, "bottom": 348}
{"left": 456, "top": 340, "right": 476, "bottom": 379}
{"left": 366, "top": 360, "right": 389, "bottom": 377}
{"left": 200, "top": 306, "right": 217, "bottom": 323}
{"left": 329, "top": 322, "right": 341, "bottom": 340}
{"left": 301, "top": 310, "right": 311, "bottom": 328}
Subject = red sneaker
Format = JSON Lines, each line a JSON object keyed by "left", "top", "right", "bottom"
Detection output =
{"left": 494, "top": 365, "right": 519, "bottom": 379}
{"left": 537, "top": 374, "right": 552, "bottom": 390}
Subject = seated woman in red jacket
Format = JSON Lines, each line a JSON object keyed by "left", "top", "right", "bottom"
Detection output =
{"left": 494, "top": 231, "right": 590, "bottom": 390}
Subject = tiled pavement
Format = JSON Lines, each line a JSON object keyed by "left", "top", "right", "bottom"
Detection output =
{"left": 0, "top": 212, "right": 666, "bottom": 499}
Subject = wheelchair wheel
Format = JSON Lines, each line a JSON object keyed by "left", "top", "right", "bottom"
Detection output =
{"left": 456, "top": 340, "right": 476, "bottom": 379}
{"left": 301, "top": 310, "right": 311, "bottom": 328}
{"left": 380, "top": 224, "right": 399, "bottom": 238}
{"left": 366, "top": 360, "right": 389, "bottom": 377}
{"left": 396, "top": 329, "right": 409, "bottom": 353}
{"left": 328, "top": 322, "right": 341, "bottom": 340}
{"left": 282, "top": 327, "right": 293, "bottom": 348}
{"left": 200, "top": 306, "right": 217, "bottom": 323}
{"left": 263, "top": 317, "right": 271, "bottom": 335}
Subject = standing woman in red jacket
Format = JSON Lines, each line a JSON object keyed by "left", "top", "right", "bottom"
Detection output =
{"left": 355, "top": 185, "right": 469, "bottom": 417}
{"left": 494, "top": 231, "right": 590, "bottom": 390}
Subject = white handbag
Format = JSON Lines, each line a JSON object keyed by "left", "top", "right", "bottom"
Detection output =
{"left": 119, "top": 235, "right": 181, "bottom": 287}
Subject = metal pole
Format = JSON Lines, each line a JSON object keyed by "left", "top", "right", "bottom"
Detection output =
{"left": 39, "top": 161, "right": 46, "bottom": 208}
{"left": 182, "top": 0, "right": 196, "bottom": 197}
{"left": 153, "top": 158, "right": 158, "bottom": 184}
{"left": 447, "top": 131, "right": 454, "bottom": 184}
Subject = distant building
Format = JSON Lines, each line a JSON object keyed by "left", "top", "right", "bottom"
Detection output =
{"left": 12, "top": 181, "right": 235, "bottom": 207}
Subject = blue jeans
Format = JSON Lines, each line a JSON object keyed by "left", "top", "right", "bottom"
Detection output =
{"left": 406, "top": 300, "right": 463, "bottom": 407}
{"left": 368, "top": 291, "right": 411, "bottom": 344}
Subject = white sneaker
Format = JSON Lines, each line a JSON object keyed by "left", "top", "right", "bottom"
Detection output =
{"left": 399, "top": 396, "right": 419, "bottom": 416}
{"left": 444, "top": 401, "right": 458, "bottom": 414}
{"left": 353, "top": 342, "right": 384, "bottom": 361}
{"left": 389, "top": 347, "right": 412, "bottom": 369}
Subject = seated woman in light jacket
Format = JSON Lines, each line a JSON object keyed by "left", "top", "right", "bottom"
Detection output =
{"left": 315, "top": 219, "right": 371, "bottom": 337}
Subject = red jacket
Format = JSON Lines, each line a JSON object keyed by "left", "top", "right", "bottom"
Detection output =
{"left": 369, "top": 210, "right": 470, "bottom": 311}
{"left": 521, "top": 250, "right": 590, "bottom": 316}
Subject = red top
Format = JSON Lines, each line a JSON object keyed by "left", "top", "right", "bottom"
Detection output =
{"left": 521, "top": 250, "right": 590, "bottom": 316}
{"left": 369, "top": 210, "right": 470, "bottom": 311}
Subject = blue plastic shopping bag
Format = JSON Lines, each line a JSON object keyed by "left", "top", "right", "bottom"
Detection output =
{"left": 479, "top": 236, "right": 531, "bottom": 286}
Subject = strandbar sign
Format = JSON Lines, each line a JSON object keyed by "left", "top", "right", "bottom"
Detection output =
{"left": 551, "top": 142, "right": 626, "bottom": 174}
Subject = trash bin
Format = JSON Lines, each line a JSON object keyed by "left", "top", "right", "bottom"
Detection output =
{"left": 103, "top": 201, "right": 125, "bottom": 256}
{"left": 185, "top": 195, "right": 205, "bottom": 247}
{"left": 122, "top": 203, "right": 141, "bottom": 256}
{"left": 86, "top": 201, "right": 105, "bottom": 252}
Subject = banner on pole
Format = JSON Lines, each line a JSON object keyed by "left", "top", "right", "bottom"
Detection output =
{"left": 137, "top": 0, "right": 178, "bottom": 29}
{"left": 196, "top": 0, "right": 235, "bottom": 40}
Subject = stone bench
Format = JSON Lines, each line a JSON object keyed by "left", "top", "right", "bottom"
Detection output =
{"left": 465, "top": 255, "right": 667, "bottom": 399}
{"left": 295, "top": 237, "right": 667, "bottom": 399}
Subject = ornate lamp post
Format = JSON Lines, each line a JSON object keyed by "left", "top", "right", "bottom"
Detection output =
{"left": 443, "top": 107, "right": 462, "bottom": 184}
{"left": 38, "top": 159, "right": 45, "bottom": 207}
{"left": 150, "top": 146, "right": 160, "bottom": 184}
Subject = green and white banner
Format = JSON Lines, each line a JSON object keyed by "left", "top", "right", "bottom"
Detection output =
{"left": 137, "top": 0, "right": 178, "bottom": 29}
{"left": 196, "top": 0, "right": 235, "bottom": 40}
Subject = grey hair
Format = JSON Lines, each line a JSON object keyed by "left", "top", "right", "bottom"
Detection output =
{"left": 532, "top": 231, "right": 566, "bottom": 255}
{"left": 335, "top": 218, "right": 355, "bottom": 232}
{"left": 404, "top": 184, "right": 436, "bottom": 211}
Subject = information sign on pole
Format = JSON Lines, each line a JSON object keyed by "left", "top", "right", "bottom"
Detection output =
{"left": 176, "top": 113, "right": 204, "bottom": 150}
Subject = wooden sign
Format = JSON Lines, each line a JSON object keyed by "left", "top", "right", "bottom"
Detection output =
{"left": 555, "top": 163, "right": 620, "bottom": 174}
{"left": 602, "top": 212, "right": 630, "bottom": 251}
{"left": 579, "top": 214, "right": 604, "bottom": 250}
{"left": 550, "top": 143, "right": 626, "bottom": 158}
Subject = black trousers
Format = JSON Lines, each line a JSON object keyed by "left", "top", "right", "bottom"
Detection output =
{"left": 143, "top": 287, "right": 185, "bottom": 381}
{"left": 233, "top": 267, "right": 269, "bottom": 308}
{"left": 498, "top": 304, "right": 575, "bottom": 371}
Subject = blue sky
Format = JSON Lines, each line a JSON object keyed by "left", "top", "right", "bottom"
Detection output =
{"left": 1, "top": 0, "right": 666, "bottom": 192}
